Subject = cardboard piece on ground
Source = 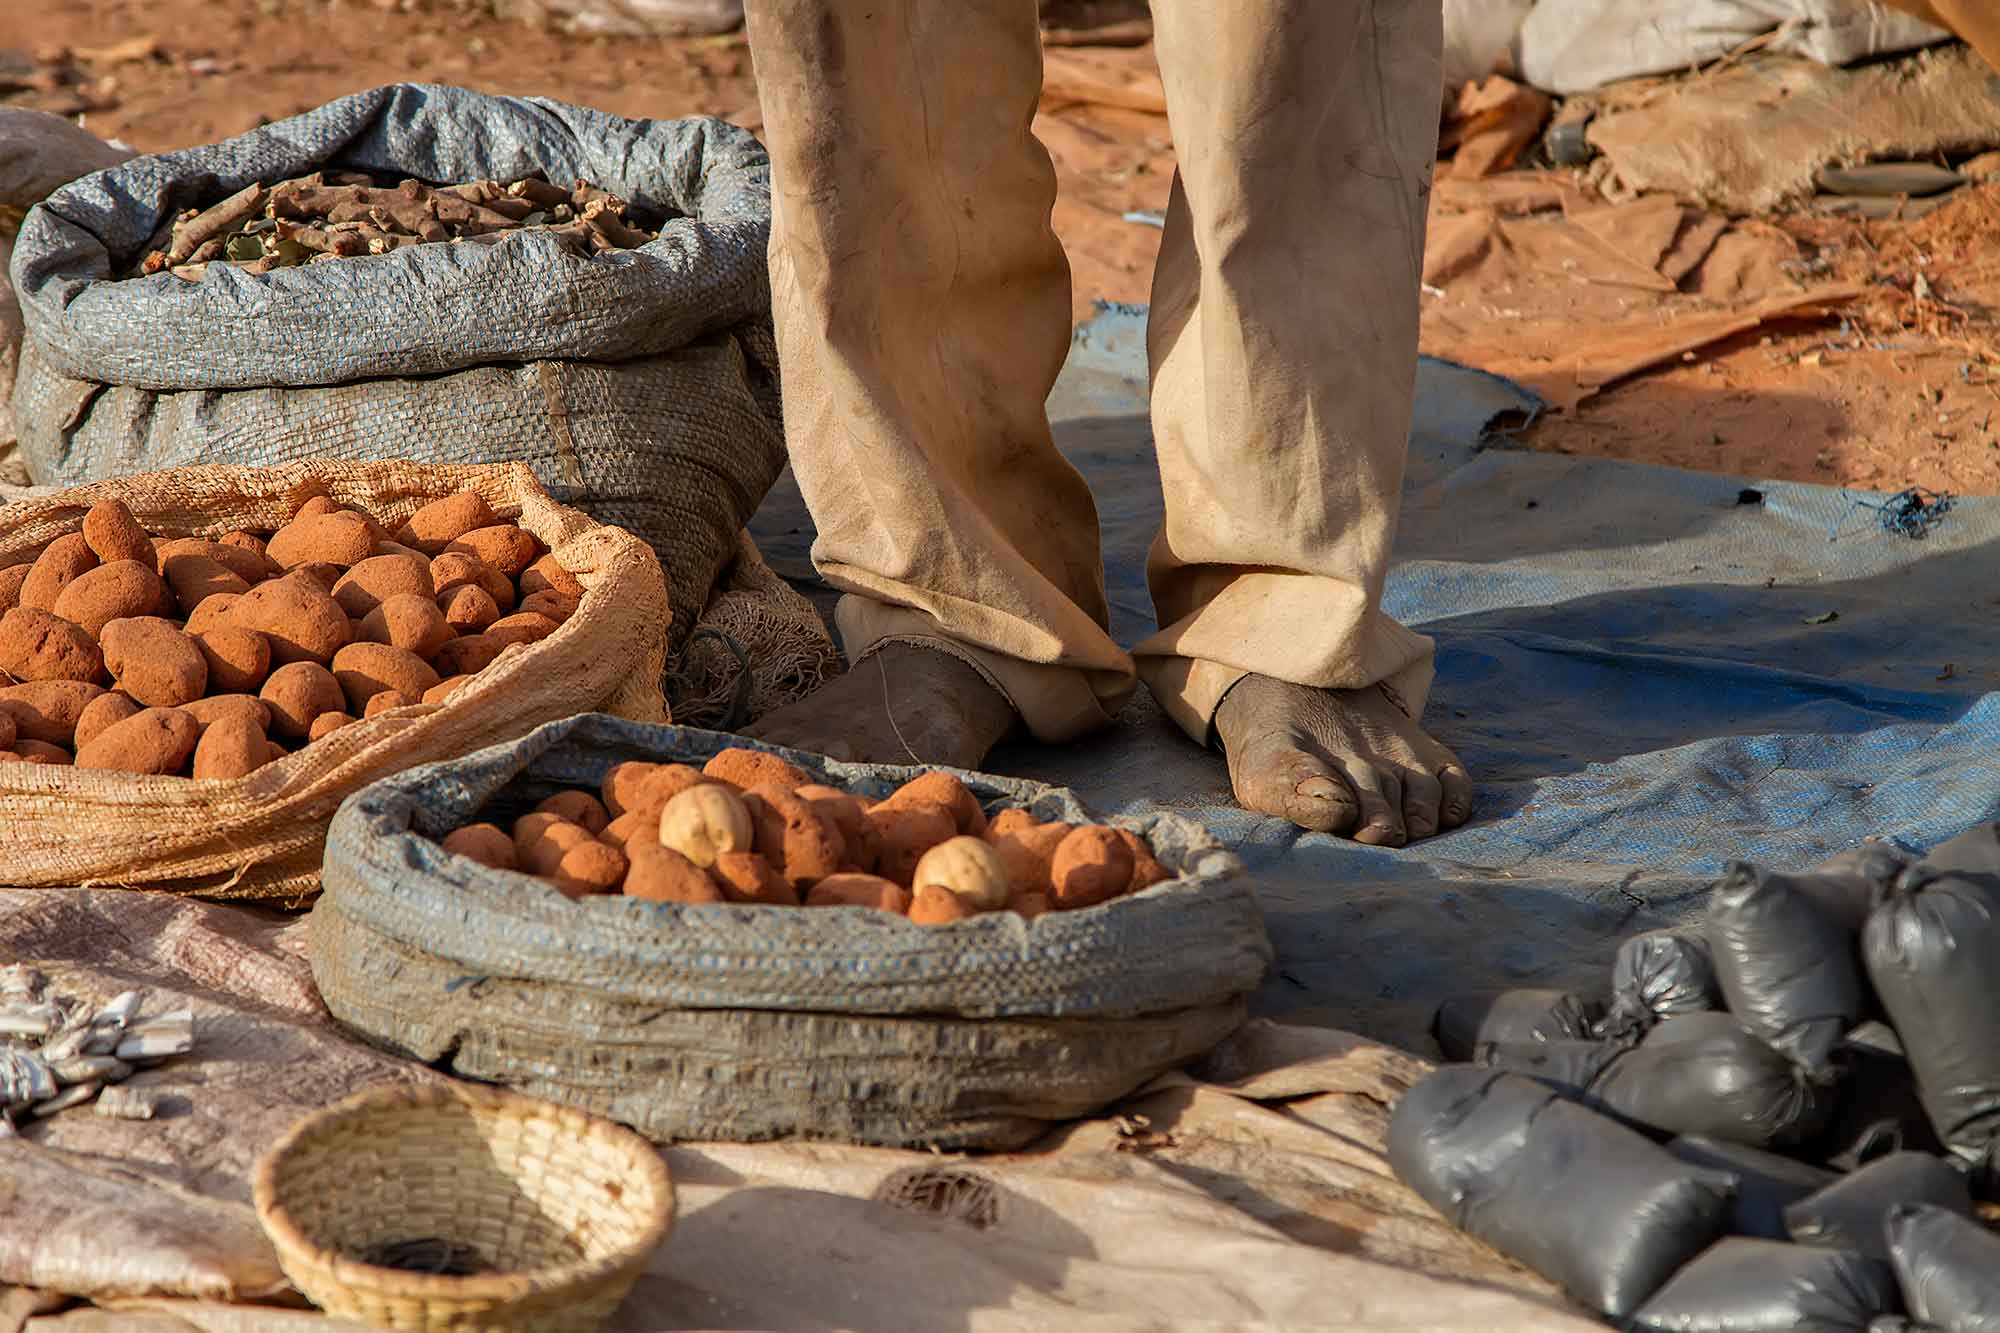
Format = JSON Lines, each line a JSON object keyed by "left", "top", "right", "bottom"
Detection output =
{"left": 1441, "top": 76, "right": 1554, "bottom": 180}
{"left": 1421, "top": 167, "right": 1844, "bottom": 415}
{"left": 1431, "top": 169, "right": 1596, "bottom": 218}
{"left": 1425, "top": 197, "right": 1691, "bottom": 294}
{"left": 1567, "top": 194, "right": 1693, "bottom": 279}
{"left": 1588, "top": 45, "right": 2000, "bottom": 214}
{"left": 1468, "top": 285, "right": 1864, "bottom": 412}
{"left": 0, "top": 1149, "right": 286, "bottom": 1306}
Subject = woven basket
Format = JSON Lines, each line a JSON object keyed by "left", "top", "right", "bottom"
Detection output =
{"left": 252, "top": 1082, "right": 673, "bottom": 1333}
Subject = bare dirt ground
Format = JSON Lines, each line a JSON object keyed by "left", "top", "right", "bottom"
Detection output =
{"left": 9, "top": 1, "right": 2000, "bottom": 495}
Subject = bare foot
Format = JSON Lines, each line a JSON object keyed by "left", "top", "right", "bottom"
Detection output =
{"left": 1214, "top": 674, "right": 1473, "bottom": 845}
{"left": 740, "top": 643, "right": 1018, "bottom": 768}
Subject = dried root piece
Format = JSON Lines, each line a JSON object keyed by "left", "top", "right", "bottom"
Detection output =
{"left": 582, "top": 198, "right": 652, "bottom": 250}
{"left": 168, "top": 183, "right": 268, "bottom": 264}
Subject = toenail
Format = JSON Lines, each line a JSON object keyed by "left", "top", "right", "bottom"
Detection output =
{"left": 1295, "top": 776, "right": 1344, "bottom": 800}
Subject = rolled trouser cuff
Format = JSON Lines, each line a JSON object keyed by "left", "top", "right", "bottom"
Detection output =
{"left": 1136, "top": 619, "right": 1437, "bottom": 747}
{"left": 835, "top": 595, "right": 1136, "bottom": 745}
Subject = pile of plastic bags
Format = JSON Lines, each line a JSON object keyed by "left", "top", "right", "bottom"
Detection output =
{"left": 1395, "top": 826, "right": 2000, "bottom": 1329}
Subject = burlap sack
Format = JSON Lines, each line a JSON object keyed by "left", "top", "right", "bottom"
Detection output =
{"left": 311, "top": 716, "right": 1273, "bottom": 1150}
{"left": 0, "top": 460, "right": 667, "bottom": 899}
{"left": 667, "top": 531, "right": 842, "bottom": 729}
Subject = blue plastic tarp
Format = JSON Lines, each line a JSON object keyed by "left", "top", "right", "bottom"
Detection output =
{"left": 751, "top": 305, "right": 2000, "bottom": 1049}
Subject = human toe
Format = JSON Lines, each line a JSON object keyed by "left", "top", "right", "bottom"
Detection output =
{"left": 1231, "top": 742, "right": 1362, "bottom": 835}
{"left": 1344, "top": 762, "right": 1407, "bottom": 847}
{"left": 1437, "top": 762, "right": 1475, "bottom": 829}
{"left": 1401, "top": 768, "right": 1445, "bottom": 840}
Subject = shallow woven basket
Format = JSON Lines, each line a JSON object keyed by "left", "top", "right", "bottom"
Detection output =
{"left": 252, "top": 1082, "right": 673, "bottom": 1333}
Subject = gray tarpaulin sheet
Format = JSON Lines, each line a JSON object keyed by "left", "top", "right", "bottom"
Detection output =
{"left": 751, "top": 304, "right": 2000, "bottom": 1050}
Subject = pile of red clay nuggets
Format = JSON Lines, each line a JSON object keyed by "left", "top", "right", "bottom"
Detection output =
{"left": 0, "top": 491, "right": 583, "bottom": 777}
{"left": 440, "top": 746, "right": 1174, "bottom": 924}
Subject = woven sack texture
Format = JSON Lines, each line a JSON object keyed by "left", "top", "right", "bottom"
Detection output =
{"left": 311, "top": 714, "right": 1272, "bottom": 1149}
{"left": 8, "top": 83, "right": 785, "bottom": 649}
{"left": 0, "top": 460, "right": 667, "bottom": 899}
{"left": 667, "top": 530, "right": 842, "bottom": 730}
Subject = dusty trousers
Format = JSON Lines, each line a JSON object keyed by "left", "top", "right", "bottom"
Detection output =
{"left": 1877, "top": 0, "right": 2000, "bottom": 70}
{"left": 744, "top": 0, "right": 1444, "bottom": 745}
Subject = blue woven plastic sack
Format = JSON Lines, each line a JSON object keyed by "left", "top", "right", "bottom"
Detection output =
{"left": 311, "top": 714, "right": 1273, "bottom": 1148}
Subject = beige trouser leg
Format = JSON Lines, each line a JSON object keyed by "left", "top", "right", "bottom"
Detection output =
{"left": 1877, "top": 0, "right": 2000, "bottom": 70}
{"left": 1136, "top": 0, "right": 1444, "bottom": 741}
{"left": 746, "top": 0, "right": 1441, "bottom": 746}
{"left": 744, "top": 0, "right": 1136, "bottom": 744}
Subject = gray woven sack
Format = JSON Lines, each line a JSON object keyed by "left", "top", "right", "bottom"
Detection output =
{"left": 8, "top": 83, "right": 785, "bottom": 647}
{"left": 311, "top": 714, "right": 1273, "bottom": 1149}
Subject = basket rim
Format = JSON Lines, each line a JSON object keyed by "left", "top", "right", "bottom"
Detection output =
{"left": 250, "top": 1080, "right": 674, "bottom": 1306}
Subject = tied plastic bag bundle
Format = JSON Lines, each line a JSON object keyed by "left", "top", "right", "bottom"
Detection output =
{"left": 1594, "top": 1014, "right": 1835, "bottom": 1148}
{"left": 1669, "top": 1136, "right": 1838, "bottom": 1240}
{"left": 1601, "top": 927, "right": 1722, "bottom": 1038}
{"left": 1388, "top": 1066, "right": 1736, "bottom": 1318}
{"left": 1431, "top": 988, "right": 1603, "bottom": 1062}
{"left": 1481, "top": 1013, "right": 1832, "bottom": 1148}
{"left": 1886, "top": 1203, "right": 2000, "bottom": 1330}
{"left": 1913, "top": 824, "right": 2000, "bottom": 879}
{"left": 1707, "top": 861, "right": 1874, "bottom": 1078}
{"left": 1628, "top": 1238, "right": 1901, "bottom": 1333}
{"left": 1862, "top": 866, "right": 2000, "bottom": 1164}
{"left": 1803, "top": 1038, "right": 1946, "bottom": 1172}
{"left": 1785, "top": 1153, "right": 1973, "bottom": 1261}
{"left": 1808, "top": 843, "right": 1912, "bottom": 928}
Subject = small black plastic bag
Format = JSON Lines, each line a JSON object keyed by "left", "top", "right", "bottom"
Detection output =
{"left": 1591, "top": 1013, "right": 1836, "bottom": 1149}
{"left": 1387, "top": 1066, "right": 1736, "bottom": 1319}
{"left": 1431, "top": 988, "right": 1603, "bottom": 1062}
{"left": 1708, "top": 861, "right": 1874, "bottom": 1078}
{"left": 1629, "top": 1237, "right": 1901, "bottom": 1332}
{"left": 1800, "top": 1042, "right": 1946, "bottom": 1172}
{"left": 1669, "top": 1135, "right": 1838, "bottom": 1240}
{"left": 1785, "top": 1153, "right": 1972, "bottom": 1261}
{"left": 1801, "top": 842, "right": 1911, "bottom": 932}
{"left": 1914, "top": 824, "right": 2000, "bottom": 880}
{"left": 1602, "top": 927, "right": 1722, "bottom": 1038}
{"left": 1863, "top": 867, "right": 2000, "bottom": 1163}
{"left": 1885, "top": 1203, "right": 2000, "bottom": 1331}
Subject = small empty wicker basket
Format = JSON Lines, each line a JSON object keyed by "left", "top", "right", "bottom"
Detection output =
{"left": 253, "top": 1082, "right": 673, "bottom": 1333}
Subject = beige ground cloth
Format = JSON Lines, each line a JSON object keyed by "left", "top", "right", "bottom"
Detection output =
{"left": 0, "top": 888, "right": 1596, "bottom": 1331}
